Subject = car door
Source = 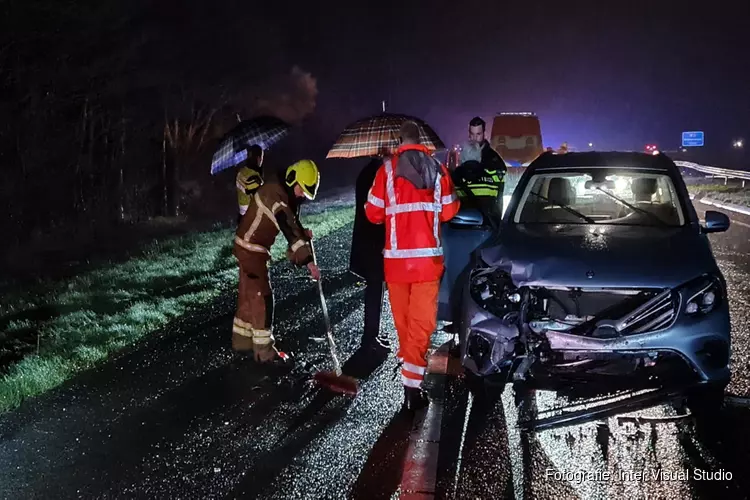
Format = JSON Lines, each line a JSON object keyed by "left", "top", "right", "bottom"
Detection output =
{"left": 438, "top": 206, "right": 497, "bottom": 321}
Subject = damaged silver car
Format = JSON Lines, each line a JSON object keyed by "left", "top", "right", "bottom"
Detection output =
{"left": 450, "top": 152, "right": 731, "bottom": 406}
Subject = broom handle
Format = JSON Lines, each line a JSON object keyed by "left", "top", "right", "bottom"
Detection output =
{"left": 310, "top": 240, "right": 342, "bottom": 375}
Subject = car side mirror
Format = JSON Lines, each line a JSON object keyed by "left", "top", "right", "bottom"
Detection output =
{"left": 702, "top": 210, "right": 730, "bottom": 233}
{"left": 450, "top": 207, "right": 485, "bottom": 228}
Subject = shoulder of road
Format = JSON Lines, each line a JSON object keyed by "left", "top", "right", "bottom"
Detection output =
{"left": 691, "top": 194, "right": 750, "bottom": 228}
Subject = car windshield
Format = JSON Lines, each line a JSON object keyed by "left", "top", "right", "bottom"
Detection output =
{"left": 513, "top": 169, "right": 686, "bottom": 226}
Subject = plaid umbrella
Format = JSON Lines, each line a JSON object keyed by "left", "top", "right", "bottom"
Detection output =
{"left": 326, "top": 113, "right": 445, "bottom": 159}
{"left": 210, "top": 116, "right": 291, "bottom": 174}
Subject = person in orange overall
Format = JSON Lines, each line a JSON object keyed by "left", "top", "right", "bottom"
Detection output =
{"left": 364, "top": 121, "right": 460, "bottom": 410}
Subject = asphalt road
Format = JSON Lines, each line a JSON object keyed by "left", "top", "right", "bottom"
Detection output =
{"left": 1, "top": 197, "right": 750, "bottom": 500}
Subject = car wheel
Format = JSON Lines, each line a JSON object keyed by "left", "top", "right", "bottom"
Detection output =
{"left": 687, "top": 384, "right": 726, "bottom": 424}
{"left": 464, "top": 369, "right": 507, "bottom": 404}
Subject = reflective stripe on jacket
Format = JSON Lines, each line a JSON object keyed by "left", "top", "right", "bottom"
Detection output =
{"left": 364, "top": 144, "right": 461, "bottom": 284}
{"left": 455, "top": 169, "right": 504, "bottom": 198}
{"left": 233, "top": 182, "right": 312, "bottom": 266}
{"left": 455, "top": 141, "right": 506, "bottom": 199}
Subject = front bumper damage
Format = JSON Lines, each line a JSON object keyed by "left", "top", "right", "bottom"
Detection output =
{"left": 460, "top": 267, "right": 731, "bottom": 388}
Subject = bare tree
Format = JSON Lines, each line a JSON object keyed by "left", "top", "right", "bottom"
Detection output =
{"left": 162, "top": 88, "right": 220, "bottom": 216}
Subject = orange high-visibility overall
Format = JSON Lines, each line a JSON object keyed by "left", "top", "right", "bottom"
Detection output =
{"left": 364, "top": 144, "right": 460, "bottom": 388}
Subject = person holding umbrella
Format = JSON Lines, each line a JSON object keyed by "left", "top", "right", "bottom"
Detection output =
{"left": 232, "top": 159, "right": 322, "bottom": 364}
{"left": 349, "top": 155, "right": 391, "bottom": 356}
{"left": 236, "top": 145, "right": 265, "bottom": 225}
{"left": 364, "top": 121, "right": 460, "bottom": 410}
{"left": 325, "top": 112, "right": 447, "bottom": 383}
{"left": 210, "top": 115, "right": 291, "bottom": 224}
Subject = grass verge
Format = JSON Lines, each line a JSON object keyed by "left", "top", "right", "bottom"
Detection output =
{"left": 0, "top": 205, "right": 355, "bottom": 413}
{"left": 687, "top": 183, "right": 750, "bottom": 208}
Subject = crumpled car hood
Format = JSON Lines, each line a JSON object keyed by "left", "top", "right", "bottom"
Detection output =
{"left": 479, "top": 223, "right": 718, "bottom": 288}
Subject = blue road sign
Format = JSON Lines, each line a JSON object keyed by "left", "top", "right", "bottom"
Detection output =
{"left": 682, "top": 131, "right": 704, "bottom": 147}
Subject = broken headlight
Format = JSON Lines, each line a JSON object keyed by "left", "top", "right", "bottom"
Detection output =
{"left": 683, "top": 275, "right": 723, "bottom": 316}
{"left": 469, "top": 268, "right": 520, "bottom": 318}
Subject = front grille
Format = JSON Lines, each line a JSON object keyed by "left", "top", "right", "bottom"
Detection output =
{"left": 617, "top": 289, "right": 678, "bottom": 334}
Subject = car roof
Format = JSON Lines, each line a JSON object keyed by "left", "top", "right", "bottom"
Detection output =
{"left": 528, "top": 151, "right": 678, "bottom": 173}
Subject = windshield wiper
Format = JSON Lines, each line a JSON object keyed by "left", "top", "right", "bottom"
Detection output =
{"left": 592, "top": 187, "right": 669, "bottom": 226}
{"left": 528, "top": 191, "right": 597, "bottom": 224}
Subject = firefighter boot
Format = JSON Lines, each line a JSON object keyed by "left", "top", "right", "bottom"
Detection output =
{"left": 253, "top": 342, "right": 292, "bottom": 365}
{"left": 232, "top": 332, "right": 255, "bottom": 353}
{"left": 403, "top": 386, "right": 429, "bottom": 412}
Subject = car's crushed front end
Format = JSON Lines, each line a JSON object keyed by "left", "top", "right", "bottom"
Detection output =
{"left": 461, "top": 263, "right": 731, "bottom": 389}
{"left": 457, "top": 153, "right": 733, "bottom": 393}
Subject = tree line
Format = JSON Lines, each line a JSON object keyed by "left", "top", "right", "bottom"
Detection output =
{"left": 0, "top": 0, "right": 318, "bottom": 254}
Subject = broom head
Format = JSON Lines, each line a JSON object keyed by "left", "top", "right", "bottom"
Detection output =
{"left": 312, "top": 370, "right": 359, "bottom": 396}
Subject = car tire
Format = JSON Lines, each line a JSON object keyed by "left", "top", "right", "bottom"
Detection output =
{"left": 687, "top": 384, "right": 725, "bottom": 423}
{"left": 464, "top": 369, "right": 507, "bottom": 404}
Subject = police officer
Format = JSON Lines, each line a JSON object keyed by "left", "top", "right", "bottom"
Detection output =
{"left": 453, "top": 117, "right": 507, "bottom": 220}
{"left": 443, "top": 118, "right": 507, "bottom": 338}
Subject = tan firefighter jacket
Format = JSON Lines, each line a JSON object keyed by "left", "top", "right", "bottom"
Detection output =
{"left": 233, "top": 181, "right": 313, "bottom": 266}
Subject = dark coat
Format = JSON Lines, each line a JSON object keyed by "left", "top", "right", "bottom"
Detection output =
{"left": 349, "top": 158, "right": 385, "bottom": 282}
{"left": 480, "top": 139, "right": 507, "bottom": 175}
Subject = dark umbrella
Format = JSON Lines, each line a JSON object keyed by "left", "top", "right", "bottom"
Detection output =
{"left": 210, "top": 116, "right": 291, "bottom": 174}
{"left": 326, "top": 113, "right": 445, "bottom": 159}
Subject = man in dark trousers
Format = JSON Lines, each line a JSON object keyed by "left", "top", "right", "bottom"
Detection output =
{"left": 349, "top": 155, "right": 391, "bottom": 355}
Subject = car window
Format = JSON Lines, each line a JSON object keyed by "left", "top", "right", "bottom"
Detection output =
{"left": 513, "top": 169, "right": 685, "bottom": 226}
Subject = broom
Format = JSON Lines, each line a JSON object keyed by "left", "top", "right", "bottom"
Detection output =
{"left": 309, "top": 240, "right": 359, "bottom": 396}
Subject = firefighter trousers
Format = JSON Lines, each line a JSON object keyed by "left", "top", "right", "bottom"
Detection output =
{"left": 387, "top": 280, "right": 440, "bottom": 388}
{"left": 233, "top": 254, "right": 276, "bottom": 361}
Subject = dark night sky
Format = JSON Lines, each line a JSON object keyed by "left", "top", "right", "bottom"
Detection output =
{"left": 160, "top": 0, "right": 750, "bottom": 162}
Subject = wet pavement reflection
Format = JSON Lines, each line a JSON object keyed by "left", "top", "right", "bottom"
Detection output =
{"left": 0, "top": 199, "right": 749, "bottom": 499}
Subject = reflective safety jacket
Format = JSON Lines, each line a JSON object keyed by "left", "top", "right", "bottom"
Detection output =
{"left": 233, "top": 182, "right": 313, "bottom": 266}
{"left": 454, "top": 141, "right": 506, "bottom": 198}
{"left": 364, "top": 144, "right": 461, "bottom": 284}
{"left": 236, "top": 166, "right": 263, "bottom": 215}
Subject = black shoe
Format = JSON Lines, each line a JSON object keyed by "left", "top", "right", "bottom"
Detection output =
{"left": 375, "top": 337, "right": 392, "bottom": 350}
{"left": 362, "top": 337, "right": 392, "bottom": 354}
{"left": 403, "top": 386, "right": 429, "bottom": 411}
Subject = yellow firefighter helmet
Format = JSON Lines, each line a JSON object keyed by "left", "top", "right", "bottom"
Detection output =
{"left": 285, "top": 159, "right": 320, "bottom": 200}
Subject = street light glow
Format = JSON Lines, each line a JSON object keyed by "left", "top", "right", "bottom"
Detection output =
{"left": 588, "top": 142, "right": 593, "bottom": 148}
{"left": 734, "top": 139, "right": 744, "bottom": 148}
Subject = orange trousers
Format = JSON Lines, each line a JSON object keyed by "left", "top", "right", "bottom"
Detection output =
{"left": 387, "top": 280, "right": 440, "bottom": 388}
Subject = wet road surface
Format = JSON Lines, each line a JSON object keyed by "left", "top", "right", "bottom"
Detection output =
{"left": 1, "top": 198, "right": 750, "bottom": 499}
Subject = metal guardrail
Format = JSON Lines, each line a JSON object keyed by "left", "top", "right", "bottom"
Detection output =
{"left": 675, "top": 161, "right": 750, "bottom": 186}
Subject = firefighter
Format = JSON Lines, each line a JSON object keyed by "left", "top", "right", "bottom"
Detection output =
{"left": 453, "top": 116, "right": 507, "bottom": 221}
{"left": 365, "top": 121, "right": 460, "bottom": 410}
{"left": 232, "top": 159, "right": 321, "bottom": 363}
{"left": 236, "top": 145, "right": 265, "bottom": 225}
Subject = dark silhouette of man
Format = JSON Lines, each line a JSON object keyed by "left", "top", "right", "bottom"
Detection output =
{"left": 349, "top": 155, "right": 391, "bottom": 355}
